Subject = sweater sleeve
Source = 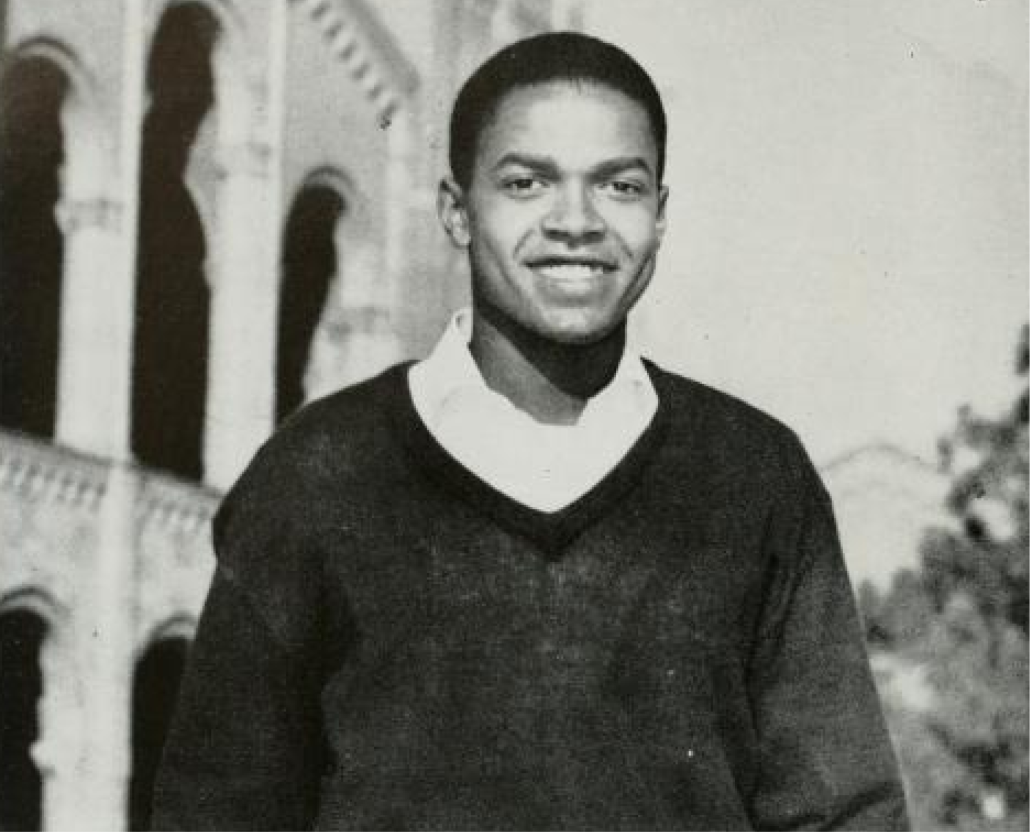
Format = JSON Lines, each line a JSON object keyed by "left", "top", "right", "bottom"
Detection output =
{"left": 151, "top": 444, "right": 329, "bottom": 830}
{"left": 746, "top": 439, "right": 909, "bottom": 831}
{"left": 151, "top": 569, "right": 324, "bottom": 830}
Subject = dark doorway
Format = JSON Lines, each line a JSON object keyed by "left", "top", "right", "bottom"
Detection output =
{"left": 276, "top": 185, "right": 344, "bottom": 423}
{"left": 0, "top": 58, "right": 69, "bottom": 439}
{"left": 131, "top": 3, "right": 218, "bottom": 480}
{"left": 128, "top": 636, "right": 188, "bottom": 831}
{"left": 0, "top": 610, "right": 47, "bottom": 831}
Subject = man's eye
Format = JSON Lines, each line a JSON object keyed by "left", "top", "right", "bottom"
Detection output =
{"left": 602, "top": 180, "right": 645, "bottom": 198}
{"left": 502, "top": 177, "right": 545, "bottom": 195}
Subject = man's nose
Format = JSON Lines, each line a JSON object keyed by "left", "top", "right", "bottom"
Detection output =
{"left": 541, "top": 183, "right": 605, "bottom": 238}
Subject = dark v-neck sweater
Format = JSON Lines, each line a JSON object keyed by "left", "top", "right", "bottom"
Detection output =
{"left": 153, "top": 363, "right": 908, "bottom": 831}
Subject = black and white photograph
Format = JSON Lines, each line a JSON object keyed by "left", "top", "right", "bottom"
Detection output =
{"left": 0, "top": 1, "right": 1026, "bottom": 830}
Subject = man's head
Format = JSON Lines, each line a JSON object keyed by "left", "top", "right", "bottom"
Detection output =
{"left": 449, "top": 32, "right": 667, "bottom": 191}
{"left": 439, "top": 32, "right": 669, "bottom": 347}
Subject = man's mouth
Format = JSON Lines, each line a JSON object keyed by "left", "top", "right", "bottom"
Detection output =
{"left": 527, "top": 258, "right": 615, "bottom": 280}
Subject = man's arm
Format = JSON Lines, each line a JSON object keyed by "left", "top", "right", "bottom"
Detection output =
{"left": 152, "top": 443, "right": 329, "bottom": 830}
{"left": 747, "top": 439, "right": 909, "bottom": 830}
{"left": 151, "top": 568, "right": 324, "bottom": 830}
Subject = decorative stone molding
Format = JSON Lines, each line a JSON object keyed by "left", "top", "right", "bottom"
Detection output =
{"left": 0, "top": 429, "right": 220, "bottom": 531}
{"left": 136, "top": 472, "right": 219, "bottom": 537}
{"left": 294, "top": 0, "right": 418, "bottom": 120}
{"left": 0, "top": 431, "right": 107, "bottom": 512}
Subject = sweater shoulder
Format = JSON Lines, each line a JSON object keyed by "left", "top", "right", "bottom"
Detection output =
{"left": 214, "top": 363, "right": 408, "bottom": 542}
{"left": 238, "top": 363, "right": 408, "bottom": 481}
{"left": 646, "top": 361, "right": 818, "bottom": 491}
{"left": 648, "top": 362, "right": 798, "bottom": 443}
{"left": 208, "top": 364, "right": 411, "bottom": 645}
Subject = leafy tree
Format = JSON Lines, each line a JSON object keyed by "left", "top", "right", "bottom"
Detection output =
{"left": 861, "top": 325, "right": 1028, "bottom": 831}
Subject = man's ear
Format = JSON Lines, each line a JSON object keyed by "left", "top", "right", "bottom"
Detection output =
{"left": 656, "top": 184, "right": 669, "bottom": 245}
{"left": 438, "top": 176, "right": 471, "bottom": 248}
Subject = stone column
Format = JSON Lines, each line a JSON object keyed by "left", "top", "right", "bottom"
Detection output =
{"left": 72, "top": 461, "right": 137, "bottom": 832}
{"left": 203, "top": 4, "right": 286, "bottom": 492}
{"left": 204, "top": 139, "right": 278, "bottom": 490}
{"left": 380, "top": 101, "right": 412, "bottom": 360}
{"left": 55, "top": 197, "right": 127, "bottom": 458}
{"left": 56, "top": 3, "right": 148, "bottom": 828}
{"left": 54, "top": 0, "right": 143, "bottom": 463}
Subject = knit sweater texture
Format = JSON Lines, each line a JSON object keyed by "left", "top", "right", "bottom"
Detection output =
{"left": 153, "top": 362, "right": 909, "bottom": 831}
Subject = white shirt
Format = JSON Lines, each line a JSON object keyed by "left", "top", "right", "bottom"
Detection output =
{"left": 408, "top": 309, "right": 658, "bottom": 513}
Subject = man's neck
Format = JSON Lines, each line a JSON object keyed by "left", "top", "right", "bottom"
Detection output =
{"left": 469, "top": 304, "right": 626, "bottom": 426}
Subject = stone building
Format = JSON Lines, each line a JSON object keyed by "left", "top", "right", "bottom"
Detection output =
{"left": 0, "top": 1, "right": 576, "bottom": 828}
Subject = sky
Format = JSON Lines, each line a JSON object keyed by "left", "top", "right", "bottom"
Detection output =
{"left": 583, "top": 0, "right": 1028, "bottom": 464}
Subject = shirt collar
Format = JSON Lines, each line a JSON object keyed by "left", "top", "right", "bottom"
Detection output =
{"left": 411, "top": 308, "right": 657, "bottom": 428}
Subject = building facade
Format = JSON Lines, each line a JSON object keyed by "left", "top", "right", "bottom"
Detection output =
{"left": 0, "top": 1, "right": 572, "bottom": 828}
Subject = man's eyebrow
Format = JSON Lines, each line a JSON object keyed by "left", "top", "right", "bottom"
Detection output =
{"left": 591, "top": 156, "right": 655, "bottom": 179}
{"left": 489, "top": 153, "right": 655, "bottom": 180}
{"left": 490, "top": 153, "right": 559, "bottom": 176}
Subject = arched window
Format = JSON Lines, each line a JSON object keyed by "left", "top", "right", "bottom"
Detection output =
{"left": 0, "top": 609, "right": 47, "bottom": 831}
{"left": 0, "top": 57, "right": 69, "bottom": 439}
{"left": 276, "top": 184, "right": 345, "bottom": 423}
{"left": 129, "top": 636, "right": 189, "bottom": 831}
{"left": 131, "top": 3, "right": 218, "bottom": 480}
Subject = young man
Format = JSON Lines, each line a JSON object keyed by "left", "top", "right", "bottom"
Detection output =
{"left": 154, "top": 33, "right": 909, "bottom": 830}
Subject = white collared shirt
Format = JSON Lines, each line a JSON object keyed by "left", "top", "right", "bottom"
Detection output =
{"left": 408, "top": 309, "right": 658, "bottom": 513}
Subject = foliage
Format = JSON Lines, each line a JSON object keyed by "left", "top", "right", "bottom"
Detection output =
{"left": 861, "top": 325, "right": 1029, "bottom": 831}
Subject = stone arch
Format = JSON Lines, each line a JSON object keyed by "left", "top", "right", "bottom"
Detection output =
{"left": 0, "top": 588, "right": 76, "bottom": 832}
{"left": 0, "top": 607, "right": 46, "bottom": 830}
{"left": 0, "top": 40, "right": 106, "bottom": 441}
{"left": 131, "top": 1, "right": 225, "bottom": 481}
{"left": 135, "top": 613, "right": 197, "bottom": 658}
{"left": 143, "top": 0, "right": 253, "bottom": 149}
{"left": 128, "top": 627, "right": 192, "bottom": 830}
{"left": 3, "top": 36, "right": 109, "bottom": 194}
{"left": 275, "top": 169, "right": 357, "bottom": 422}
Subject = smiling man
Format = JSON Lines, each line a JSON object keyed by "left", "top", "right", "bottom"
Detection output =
{"left": 153, "top": 33, "right": 909, "bottom": 831}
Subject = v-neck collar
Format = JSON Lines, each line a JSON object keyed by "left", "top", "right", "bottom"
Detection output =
{"left": 386, "top": 361, "right": 670, "bottom": 558}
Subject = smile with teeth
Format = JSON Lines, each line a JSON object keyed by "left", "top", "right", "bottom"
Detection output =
{"left": 531, "top": 261, "right": 612, "bottom": 280}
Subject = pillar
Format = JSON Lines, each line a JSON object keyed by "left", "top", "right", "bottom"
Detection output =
{"left": 72, "top": 462, "right": 137, "bottom": 831}
{"left": 53, "top": 2, "right": 148, "bottom": 828}
{"left": 204, "top": 139, "right": 279, "bottom": 489}
{"left": 55, "top": 0, "right": 143, "bottom": 465}
{"left": 203, "top": 2, "right": 286, "bottom": 491}
{"left": 32, "top": 622, "right": 85, "bottom": 831}
{"left": 54, "top": 197, "right": 128, "bottom": 457}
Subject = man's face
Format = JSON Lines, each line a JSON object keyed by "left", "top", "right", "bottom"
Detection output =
{"left": 440, "top": 80, "right": 668, "bottom": 345}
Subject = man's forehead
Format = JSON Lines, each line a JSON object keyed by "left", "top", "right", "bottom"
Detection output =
{"left": 475, "top": 80, "right": 658, "bottom": 170}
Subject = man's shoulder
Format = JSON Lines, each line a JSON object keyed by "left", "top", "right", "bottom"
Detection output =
{"left": 222, "top": 363, "right": 409, "bottom": 502}
{"left": 644, "top": 359, "right": 818, "bottom": 494}
{"left": 277, "top": 362, "right": 409, "bottom": 445}
{"left": 647, "top": 360, "right": 799, "bottom": 445}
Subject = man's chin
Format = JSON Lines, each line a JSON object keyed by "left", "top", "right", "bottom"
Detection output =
{"left": 532, "top": 313, "right": 626, "bottom": 348}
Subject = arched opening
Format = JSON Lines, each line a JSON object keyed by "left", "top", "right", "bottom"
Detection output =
{"left": 0, "top": 57, "right": 69, "bottom": 439}
{"left": 128, "top": 636, "right": 189, "bottom": 831}
{"left": 0, "top": 609, "right": 47, "bottom": 831}
{"left": 276, "top": 184, "right": 345, "bottom": 423}
{"left": 131, "top": 3, "right": 218, "bottom": 480}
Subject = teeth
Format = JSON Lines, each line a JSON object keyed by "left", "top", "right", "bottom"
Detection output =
{"left": 535, "top": 263, "right": 604, "bottom": 280}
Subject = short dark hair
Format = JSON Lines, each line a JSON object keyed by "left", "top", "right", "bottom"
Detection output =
{"left": 449, "top": 32, "right": 667, "bottom": 189}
